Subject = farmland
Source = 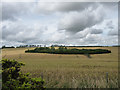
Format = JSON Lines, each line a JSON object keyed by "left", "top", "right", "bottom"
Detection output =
{"left": 2, "top": 47, "right": 118, "bottom": 88}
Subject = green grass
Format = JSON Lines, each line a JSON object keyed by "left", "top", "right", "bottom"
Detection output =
{"left": 2, "top": 47, "right": 118, "bottom": 88}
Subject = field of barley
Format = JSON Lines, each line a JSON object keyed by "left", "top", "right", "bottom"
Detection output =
{"left": 2, "top": 47, "right": 118, "bottom": 88}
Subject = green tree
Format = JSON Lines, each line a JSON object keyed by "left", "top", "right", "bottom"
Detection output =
{"left": 2, "top": 59, "right": 45, "bottom": 90}
{"left": 51, "top": 46, "right": 55, "bottom": 50}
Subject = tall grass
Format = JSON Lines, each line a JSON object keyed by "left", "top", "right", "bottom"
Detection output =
{"left": 21, "top": 68, "right": 118, "bottom": 88}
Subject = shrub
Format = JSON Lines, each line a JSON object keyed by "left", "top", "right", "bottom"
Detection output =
{"left": 2, "top": 59, "right": 45, "bottom": 90}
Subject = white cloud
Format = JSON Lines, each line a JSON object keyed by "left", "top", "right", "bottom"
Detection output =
{"left": 1, "top": 2, "right": 118, "bottom": 46}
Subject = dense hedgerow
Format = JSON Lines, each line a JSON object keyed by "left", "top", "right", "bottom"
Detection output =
{"left": 25, "top": 47, "right": 111, "bottom": 54}
{"left": 2, "top": 59, "right": 45, "bottom": 90}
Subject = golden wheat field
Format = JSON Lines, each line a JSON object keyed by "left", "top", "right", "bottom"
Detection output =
{"left": 2, "top": 47, "right": 118, "bottom": 88}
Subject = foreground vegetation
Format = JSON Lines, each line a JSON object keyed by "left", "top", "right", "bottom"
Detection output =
{"left": 2, "top": 59, "right": 45, "bottom": 89}
{"left": 25, "top": 47, "right": 111, "bottom": 54}
{"left": 2, "top": 47, "right": 118, "bottom": 88}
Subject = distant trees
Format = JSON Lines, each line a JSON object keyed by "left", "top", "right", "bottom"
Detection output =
{"left": 51, "top": 46, "right": 55, "bottom": 52}
{"left": 25, "top": 46, "right": 111, "bottom": 54}
{"left": 2, "top": 45, "right": 15, "bottom": 49}
{"left": 2, "top": 45, "right": 5, "bottom": 48}
{"left": 16, "top": 45, "right": 42, "bottom": 48}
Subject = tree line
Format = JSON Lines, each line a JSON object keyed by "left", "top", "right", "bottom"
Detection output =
{"left": 25, "top": 47, "right": 111, "bottom": 54}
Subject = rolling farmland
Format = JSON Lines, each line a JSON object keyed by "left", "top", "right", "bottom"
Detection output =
{"left": 2, "top": 47, "right": 118, "bottom": 88}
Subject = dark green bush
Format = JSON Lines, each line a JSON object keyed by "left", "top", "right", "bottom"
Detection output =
{"left": 2, "top": 59, "right": 45, "bottom": 90}
{"left": 25, "top": 47, "right": 111, "bottom": 55}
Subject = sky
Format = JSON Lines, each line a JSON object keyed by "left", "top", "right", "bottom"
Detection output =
{"left": 1, "top": 1, "right": 118, "bottom": 46}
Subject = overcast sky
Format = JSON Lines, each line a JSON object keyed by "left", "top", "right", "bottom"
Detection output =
{"left": 1, "top": 1, "right": 118, "bottom": 46}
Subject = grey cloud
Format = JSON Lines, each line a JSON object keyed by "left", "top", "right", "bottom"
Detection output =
{"left": 106, "top": 20, "right": 118, "bottom": 36}
{"left": 106, "top": 20, "right": 114, "bottom": 29}
{"left": 108, "top": 30, "right": 118, "bottom": 36}
{"left": 55, "top": 2, "right": 90, "bottom": 12}
{"left": 59, "top": 33, "right": 118, "bottom": 46}
{"left": 79, "top": 34, "right": 118, "bottom": 46}
{"left": 2, "top": 20, "right": 47, "bottom": 44}
{"left": 2, "top": 21, "right": 22, "bottom": 39}
{"left": 83, "top": 34, "right": 99, "bottom": 44}
{"left": 100, "top": 2, "right": 118, "bottom": 10}
{"left": 2, "top": 20, "right": 68, "bottom": 45}
{"left": 56, "top": 2, "right": 100, "bottom": 12}
{"left": 1, "top": 2, "right": 118, "bottom": 46}
{"left": 36, "top": 2, "right": 98, "bottom": 13}
{"left": 91, "top": 29, "right": 103, "bottom": 34}
{"left": 2, "top": 2, "right": 33, "bottom": 21}
{"left": 58, "top": 5, "right": 105, "bottom": 34}
{"left": 36, "top": 2, "right": 117, "bottom": 14}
